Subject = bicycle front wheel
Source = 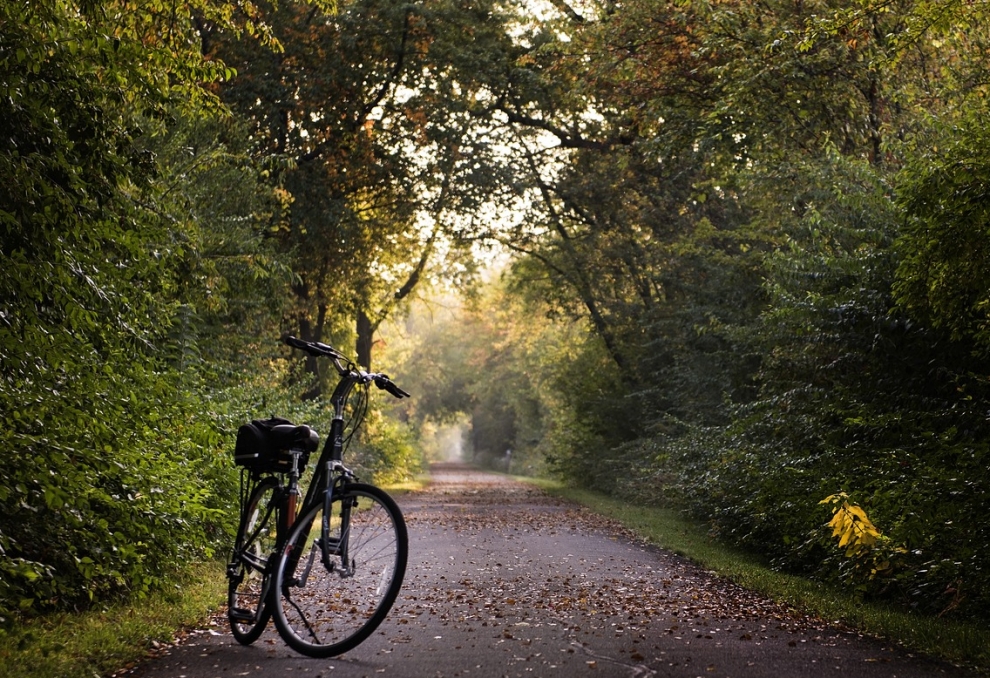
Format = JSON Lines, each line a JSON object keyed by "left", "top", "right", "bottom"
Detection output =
{"left": 271, "top": 482, "right": 408, "bottom": 657}
{"left": 227, "top": 475, "right": 279, "bottom": 645}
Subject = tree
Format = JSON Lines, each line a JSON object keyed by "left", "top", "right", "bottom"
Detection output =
{"left": 209, "top": 0, "right": 528, "bottom": 383}
{"left": 458, "top": 0, "right": 769, "bottom": 454}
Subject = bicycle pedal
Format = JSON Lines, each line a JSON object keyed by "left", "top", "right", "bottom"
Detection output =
{"left": 229, "top": 607, "right": 256, "bottom": 623}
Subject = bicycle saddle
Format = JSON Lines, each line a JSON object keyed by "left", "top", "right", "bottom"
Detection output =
{"left": 270, "top": 424, "right": 320, "bottom": 452}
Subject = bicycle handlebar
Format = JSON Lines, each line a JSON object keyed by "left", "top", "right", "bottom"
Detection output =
{"left": 282, "top": 335, "right": 410, "bottom": 399}
{"left": 283, "top": 334, "right": 346, "bottom": 360}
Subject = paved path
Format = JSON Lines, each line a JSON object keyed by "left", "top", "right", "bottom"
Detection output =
{"left": 122, "top": 463, "right": 976, "bottom": 678}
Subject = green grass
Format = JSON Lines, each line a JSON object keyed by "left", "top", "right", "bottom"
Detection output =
{"left": 527, "top": 478, "right": 990, "bottom": 676}
{"left": 381, "top": 476, "right": 428, "bottom": 494}
{"left": 0, "top": 561, "right": 227, "bottom": 678}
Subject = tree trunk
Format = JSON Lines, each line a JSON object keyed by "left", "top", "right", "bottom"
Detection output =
{"left": 356, "top": 310, "right": 374, "bottom": 370}
{"left": 298, "top": 303, "right": 327, "bottom": 399}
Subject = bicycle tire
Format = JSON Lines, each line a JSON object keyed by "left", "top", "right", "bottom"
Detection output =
{"left": 228, "top": 475, "right": 280, "bottom": 645}
{"left": 271, "top": 482, "right": 408, "bottom": 657}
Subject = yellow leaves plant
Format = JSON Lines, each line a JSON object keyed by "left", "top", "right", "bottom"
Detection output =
{"left": 821, "top": 493, "right": 881, "bottom": 556}
{"left": 818, "top": 492, "right": 920, "bottom": 582}
{"left": 819, "top": 493, "right": 905, "bottom": 582}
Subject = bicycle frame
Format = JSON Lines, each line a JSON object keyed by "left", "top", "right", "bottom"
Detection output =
{"left": 298, "top": 369, "right": 362, "bottom": 512}
{"left": 281, "top": 363, "right": 374, "bottom": 585}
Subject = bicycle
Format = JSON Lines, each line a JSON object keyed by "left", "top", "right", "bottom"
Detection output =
{"left": 226, "top": 335, "right": 410, "bottom": 657}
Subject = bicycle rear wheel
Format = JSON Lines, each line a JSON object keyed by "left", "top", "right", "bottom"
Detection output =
{"left": 228, "top": 475, "right": 280, "bottom": 645}
{"left": 271, "top": 482, "right": 408, "bottom": 657}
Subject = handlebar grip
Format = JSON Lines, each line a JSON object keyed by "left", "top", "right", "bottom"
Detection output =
{"left": 374, "top": 375, "right": 410, "bottom": 399}
{"left": 283, "top": 335, "right": 310, "bottom": 351}
{"left": 283, "top": 335, "right": 344, "bottom": 359}
{"left": 388, "top": 382, "right": 411, "bottom": 399}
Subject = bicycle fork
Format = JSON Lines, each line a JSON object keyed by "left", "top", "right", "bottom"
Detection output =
{"left": 322, "top": 486, "right": 356, "bottom": 577}
{"left": 287, "top": 467, "right": 356, "bottom": 589}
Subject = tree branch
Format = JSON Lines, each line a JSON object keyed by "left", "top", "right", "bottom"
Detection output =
{"left": 519, "top": 145, "right": 630, "bottom": 371}
{"left": 497, "top": 106, "right": 634, "bottom": 150}
{"left": 546, "top": 0, "right": 585, "bottom": 23}
{"left": 297, "top": 8, "right": 413, "bottom": 164}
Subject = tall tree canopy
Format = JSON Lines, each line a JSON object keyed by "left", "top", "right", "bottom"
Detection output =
{"left": 207, "top": 0, "right": 529, "bottom": 379}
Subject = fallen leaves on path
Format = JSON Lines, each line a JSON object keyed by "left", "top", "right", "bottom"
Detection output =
{"left": 395, "top": 465, "right": 843, "bottom": 652}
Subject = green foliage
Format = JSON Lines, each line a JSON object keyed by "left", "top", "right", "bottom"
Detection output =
{"left": 142, "top": 112, "right": 293, "bottom": 372}
{"left": 531, "top": 319, "right": 633, "bottom": 488}
{"left": 0, "top": 0, "right": 278, "bottom": 616}
{"left": 634, "top": 151, "right": 990, "bottom": 620}
{"left": 0, "top": 392, "right": 230, "bottom": 610}
{"left": 350, "top": 410, "right": 422, "bottom": 486}
{"left": 894, "top": 111, "right": 990, "bottom": 351}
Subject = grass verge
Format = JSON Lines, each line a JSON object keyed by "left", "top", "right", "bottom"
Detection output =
{"left": 528, "top": 478, "right": 990, "bottom": 676}
{"left": 381, "top": 476, "right": 428, "bottom": 495}
{"left": 0, "top": 561, "right": 227, "bottom": 678}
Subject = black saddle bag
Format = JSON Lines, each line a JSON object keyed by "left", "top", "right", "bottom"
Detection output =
{"left": 233, "top": 417, "right": 317, "bottom": 473}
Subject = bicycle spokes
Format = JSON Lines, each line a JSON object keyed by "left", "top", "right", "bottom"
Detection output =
{"left": 271, "top": 484, "right": 408, "bottom": 657}
{"left": 228, "top": 477, "right": 280, "bottom": 645}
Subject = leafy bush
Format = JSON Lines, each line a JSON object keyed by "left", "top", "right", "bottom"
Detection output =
{"left": 350, "top": 410, "right": 422, "bottom": 486}
{"left": 0, "top": 0, "right": 277, "bottom": 617}
{"left": 631, "top": 153, "right": 990, "bottom": 622}
{"left": 0, "top": 357, "right": 238, "bottom": 615}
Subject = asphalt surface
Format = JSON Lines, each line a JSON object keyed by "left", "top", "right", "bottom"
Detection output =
{"left": 121, "top": 463, "right": 977, "bottom": 678}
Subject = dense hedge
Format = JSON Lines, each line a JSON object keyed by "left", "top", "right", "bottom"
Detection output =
{"left": 621, "top": 153, "right": 990, "bottom": 621}
{"left": 0, "top": 0, "right": 265, "bottom": 617}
